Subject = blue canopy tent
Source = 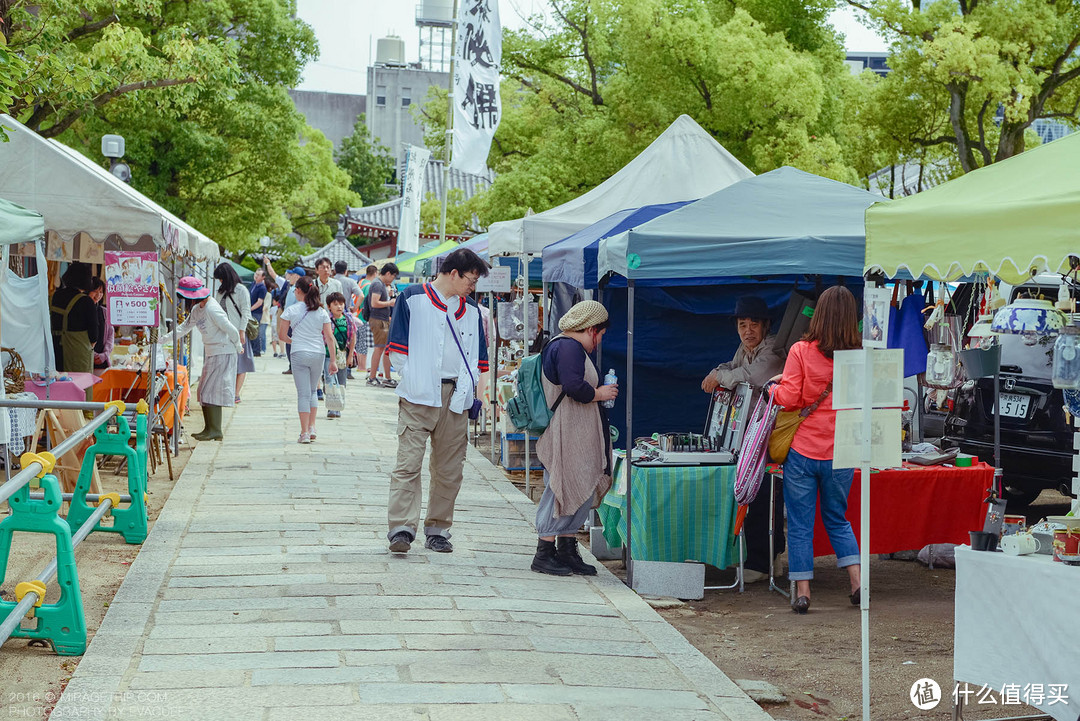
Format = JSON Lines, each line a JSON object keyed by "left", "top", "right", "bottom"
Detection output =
{"left": 594, "top": 167, "right": 882, "bottom": 451}
{"left": 542, "top": 201, "right": 693, "bottom": 289}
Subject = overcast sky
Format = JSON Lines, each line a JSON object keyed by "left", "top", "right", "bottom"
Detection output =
{"left": 294, "top": 0, "right": 888, "bottom": 96}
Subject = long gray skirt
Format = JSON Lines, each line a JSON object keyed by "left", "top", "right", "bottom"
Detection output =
{"left": 236, "top": 336, "right": 255, "bottom": 373}
{"left": 198, "top": 353, "right": 237, "bottom": 407}
{"left": 535, "top": 470, "right": 594, "bottom": 537}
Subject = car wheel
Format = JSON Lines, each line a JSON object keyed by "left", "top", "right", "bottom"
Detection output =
{"left": 1003, "top": 484, "right": 1042, "bottom": 508}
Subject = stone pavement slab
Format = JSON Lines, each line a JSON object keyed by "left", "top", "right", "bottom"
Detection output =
{"left": 49, "top": 356, "right": 770, "bottom": 720}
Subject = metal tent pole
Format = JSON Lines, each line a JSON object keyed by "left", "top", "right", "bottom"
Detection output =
{"left": 625, "top": 280, "right": 635, "bottom": 589}
{"left": 172, "top": 257, "right": 180, "bottom": 455}
{"left": 489, "top": 290, "right": 497, "bottom": 465}
{"left": 438, "top": 0, "right": 460, "bottom": 246}
{"left": 859, "top": 349, "right": 873, "bottom": 721}
{"left": 522, "top": 254, "right": 531, "bottom": 497}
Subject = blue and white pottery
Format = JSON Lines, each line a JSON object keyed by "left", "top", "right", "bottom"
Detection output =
{"left": 1063, "top": 388, "right": 1080, "bottom": 416}
{"left": 991, "top": 298, "right": 1067, "bottom": 336}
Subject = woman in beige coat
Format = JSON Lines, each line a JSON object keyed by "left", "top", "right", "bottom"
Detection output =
{"left": 531, "top": 301, "right": 618, "bottom": 576}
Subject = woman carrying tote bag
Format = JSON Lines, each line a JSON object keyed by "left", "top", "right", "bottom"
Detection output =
{"left": 771, "top": 286, "right": 862, "bottom": 615}
{"left": 213, "top": 263, "right": 255, "bottom": 404}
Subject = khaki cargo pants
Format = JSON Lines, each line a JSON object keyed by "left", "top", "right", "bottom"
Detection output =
{"left": 388, "top": 383, "right": 469, "bottom": 540}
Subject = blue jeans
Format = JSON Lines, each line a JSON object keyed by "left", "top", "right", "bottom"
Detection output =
{"left": 783, "top": 448, "right": 860, "bottom": 581}
{"left": 254, "top": 322, "right": 267, "bottom": 355}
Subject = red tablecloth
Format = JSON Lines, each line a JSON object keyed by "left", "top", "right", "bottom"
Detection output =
{"left": 811, "top": 463, "right": 993, "bottom": 556}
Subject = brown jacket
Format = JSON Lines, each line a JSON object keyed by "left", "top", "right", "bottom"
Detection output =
{"left": 536, "top": 337, "right": 612, "bottom": 517}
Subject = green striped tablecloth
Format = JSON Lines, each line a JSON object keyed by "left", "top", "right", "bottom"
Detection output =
{"left": 596, "top": 454, "right": 740, "bottom": 570}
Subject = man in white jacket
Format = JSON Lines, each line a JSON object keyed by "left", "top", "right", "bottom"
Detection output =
{"left": 385, "top": 249, "right": 489, "bottom": 555}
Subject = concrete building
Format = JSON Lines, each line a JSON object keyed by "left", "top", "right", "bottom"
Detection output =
{"left": 845, "top": 52, "right": 890, "bottom": 78}
{"left": 367, "top": 62, "right": 448, "bottom": 166}
{"left": 287, "top": 90, "right": 367, "bottom": 149}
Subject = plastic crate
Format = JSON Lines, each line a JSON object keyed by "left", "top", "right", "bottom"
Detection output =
{"left": 501, "top": 432, "right": 543, "bottom": 471}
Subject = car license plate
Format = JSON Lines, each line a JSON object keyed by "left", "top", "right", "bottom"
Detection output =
{"left": 996, "top": 393, "right": 1030, "bottom": 418}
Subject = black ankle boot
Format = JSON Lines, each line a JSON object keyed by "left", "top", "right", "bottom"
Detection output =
{"left": 531, "top": 539, "right": 572, "bottom": 576}
{"left": 556, "top": 536, "right": 597, "bottom": 576}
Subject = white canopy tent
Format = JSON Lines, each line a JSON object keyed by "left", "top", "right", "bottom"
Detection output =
{"left": 487, "top": 115, "right": 754, "bottom": 256}
{"left": 0, "top": 115, "right": 219, "bottom": 265}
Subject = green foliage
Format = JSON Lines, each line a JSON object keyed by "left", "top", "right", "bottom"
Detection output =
{"left": 848, "top": 0, "right": 1080, "bottom": 173}
{"left": 420, "top": 188, "right": 473, "bottom": 236}
{"left": 2, "top": 0, "right": 357, "bottom": 252}
{"left": 334, "top": 114, "right": 396, "bottom": 205}
{"left": 417, "top": 0, "right": 872, "bottom": 225}
{"left": 0, "top": 45, "right": 29, "bottom": 139}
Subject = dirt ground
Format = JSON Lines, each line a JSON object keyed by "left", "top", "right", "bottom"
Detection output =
{"left": 0, "top": 431, "right": 190, "bottom": 719}
{"left": 500, "top": 455, "right": 1070, "bottom": 720}
{"left": 606, "top": 488, "right": 1073, "bottom": 721}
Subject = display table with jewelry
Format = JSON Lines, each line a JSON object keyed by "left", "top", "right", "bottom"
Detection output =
{"left": 594, "top": 384, "right": 753, "bottom": 599}
{"left": 597, "top": 452, "right": 741, "bottom": 571}
{"left": 953, "top": 545, "right": 1080, "bottom": 721}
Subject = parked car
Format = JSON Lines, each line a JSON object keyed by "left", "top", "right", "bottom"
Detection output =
{"left": 943, "top": 277, "right": 1076, "bottom": 506}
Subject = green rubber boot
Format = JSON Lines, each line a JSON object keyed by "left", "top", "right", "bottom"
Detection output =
{"left": 192, "top": 405, "right": 223, "bottom": 441}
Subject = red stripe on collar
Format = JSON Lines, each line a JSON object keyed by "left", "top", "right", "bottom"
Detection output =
{"left": 423, "top": 283, "right": 447, "bottom": 311}
{"left": 454, "top": 297, "right": 466, "bottom": 320}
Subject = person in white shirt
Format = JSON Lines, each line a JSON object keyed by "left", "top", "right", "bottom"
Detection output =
{"left": 173, "top": 276, "right": 242, "bottom": 441}
{"left": 314, "top": 257, "right": 342, "bottom": 303}
{"left": 278, "top": 276, "right": 338, "bottom": 444}
{"left": 214, "top": 262, "right": 254, "bottom": 403}
{"left": 385, "top": 249, "right": 489, "bottom": 555}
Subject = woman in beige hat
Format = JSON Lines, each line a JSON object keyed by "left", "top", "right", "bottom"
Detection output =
{"left": 531, "top": 300, "right": 618, "bottom": 576}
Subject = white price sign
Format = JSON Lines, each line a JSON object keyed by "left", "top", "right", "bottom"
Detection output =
{"left": 477, "top": 266, "right": 511, "bottom": 293}
{"left": 110, "top": 296, "right": 156, "bottom": 326}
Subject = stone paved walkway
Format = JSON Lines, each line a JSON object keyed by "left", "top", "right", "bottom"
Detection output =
{"left": 51, "top": 357, "right": 771, "bottom": 721}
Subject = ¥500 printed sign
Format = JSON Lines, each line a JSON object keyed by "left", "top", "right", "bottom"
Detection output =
{"left": 105, "top": 251, "right": 159, "bottom": 326}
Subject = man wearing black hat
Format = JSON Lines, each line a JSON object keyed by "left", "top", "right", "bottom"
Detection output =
{"left": 701, "top": 295, "right": 787, "bottom": 582}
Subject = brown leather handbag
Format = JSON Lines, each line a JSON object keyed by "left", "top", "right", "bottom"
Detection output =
{"left": 767, "top": 382, "right": 832, "bottom": 464}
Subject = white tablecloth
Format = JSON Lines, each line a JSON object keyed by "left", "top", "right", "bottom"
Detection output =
{"left": 954, "top": 547, "right": 1080, "bottom": 721}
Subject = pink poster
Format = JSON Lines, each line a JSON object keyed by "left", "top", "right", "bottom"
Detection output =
{"left": 104, "top": 251, "right": 159, "bottom": 326}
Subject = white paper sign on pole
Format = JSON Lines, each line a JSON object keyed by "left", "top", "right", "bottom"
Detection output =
{"left": 476, "top": 265, "right": 510, "bottom": 293}
{"left": 451, "top": 0, "right": 501, "bottom": 175}
{"left": 833, "top": 408, "right": 903, "bottom": 470}
{"left": 397, "top": 145, "right": 431, "bottom": 254}
{"left": 832, "top": 349, "right": 904, "bottom": 410}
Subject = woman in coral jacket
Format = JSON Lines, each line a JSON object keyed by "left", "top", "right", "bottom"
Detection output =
{"left": 771, "top": 286, "right": 862, "bottom": 615}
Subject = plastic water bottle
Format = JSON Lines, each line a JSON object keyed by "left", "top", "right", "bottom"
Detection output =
{"left": 602, "top": 369, "right": 617, "bottom": 408}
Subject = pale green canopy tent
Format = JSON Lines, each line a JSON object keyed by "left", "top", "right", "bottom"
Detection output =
{"left": 0, "top": 196, "right": 45, "bottom": 246}
{"left": 397, "top": 239, "right": 458, "bottom": 275}
{"left": 225, "top": 259, "right": 255, "bottom": 283}
{"left": 865, "top": 132, "right": 1080, "bottom": 283}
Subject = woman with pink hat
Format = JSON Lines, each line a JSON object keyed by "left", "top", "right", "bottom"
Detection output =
{"left": 173, "top": 275, "right": 243, "bottom": 441}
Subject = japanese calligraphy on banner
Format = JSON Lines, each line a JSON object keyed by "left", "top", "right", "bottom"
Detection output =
{"left": 397, "top": 145, "right": 431, "bottom": 254}
{"left": 105, "top": 251, "right": 159, "bottom": 326}
{"left": 451, "top": 0, "right": 501, "bottom": 176}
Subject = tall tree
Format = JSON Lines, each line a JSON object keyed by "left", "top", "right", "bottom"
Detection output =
{"left": 2, "top": 0, "right": 357, "bottom": 251}
{"left": 334, "top": 114, "right": 396, "bottom": 205}
{"left": 419, "top": 0, "right": 872, "bottom": 225}
{"left": 847, "top": 0, "right": 1080, "bottom": 172}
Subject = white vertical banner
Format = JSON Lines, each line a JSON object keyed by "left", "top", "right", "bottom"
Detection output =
{"left": 397, "top": 144, "right": 431, "bottom": 254}
{"left": 451, "top": 0, "right": 501, "bottom": 175}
